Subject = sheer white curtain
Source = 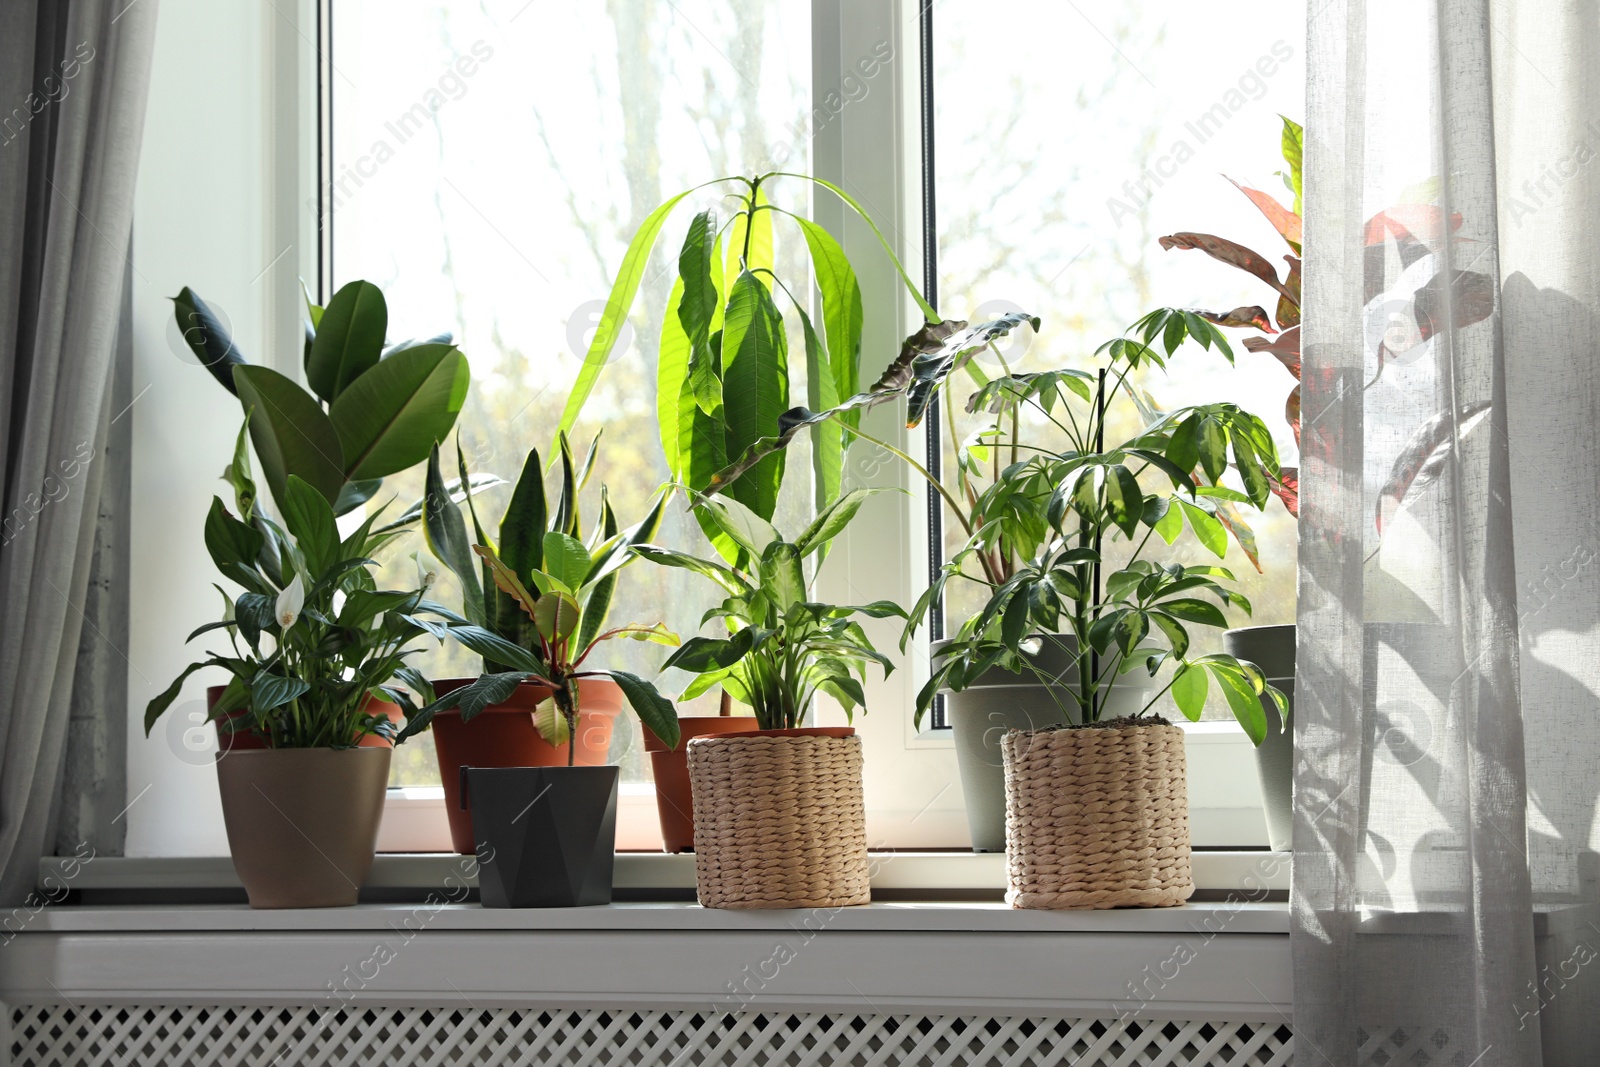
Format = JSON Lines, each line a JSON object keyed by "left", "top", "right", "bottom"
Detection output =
{"left": 1297, "top": 0, "right": 1600, "bottom": 1062}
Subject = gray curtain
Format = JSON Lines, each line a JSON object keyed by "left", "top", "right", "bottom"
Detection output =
{"left": 1297, "top": 0, "right": 1600, "bottom": 1063}
{"left": 0, "top": 0, "right": 158, "bottom": 906}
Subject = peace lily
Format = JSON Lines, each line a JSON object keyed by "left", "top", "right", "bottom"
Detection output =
{"left": 275, "top": 573, "right": 304, "bottom": 630}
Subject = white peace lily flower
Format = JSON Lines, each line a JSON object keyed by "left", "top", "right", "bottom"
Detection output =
{"left": 275, "top": 574, "right": 305, "bottom": 630}
{"left": 411, "top": 550, "right": 437, "bottom": 592}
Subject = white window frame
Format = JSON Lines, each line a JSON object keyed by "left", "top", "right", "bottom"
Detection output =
{"left": 122, "top": 0, "right": 1271, "bottom": 860}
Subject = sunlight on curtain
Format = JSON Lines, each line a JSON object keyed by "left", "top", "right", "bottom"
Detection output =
{"left": 1297, "top": 0, "right": 1600, "bottom": 1061}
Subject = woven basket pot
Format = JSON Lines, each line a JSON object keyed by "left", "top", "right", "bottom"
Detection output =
{"left": 1002, "top": 720, "right": 1193, "bottom": 909}
{"left": 687, "top": 730, "right": 871, "bottom": 909}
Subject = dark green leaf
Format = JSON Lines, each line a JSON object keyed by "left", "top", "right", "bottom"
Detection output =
{"left": 329, "top": 343, "right": 469, "bottom": 482}
{"left": 172, "top": 287, "right": 246, "bottom": 394}
{"left": 306, "top": 279, "right": 386, "bottom": 403}
{"left": 604, "top": 669, "right": 680, "bottom": 749}
{"left": 233, "top": 366, "right": 345, "bottom": 509}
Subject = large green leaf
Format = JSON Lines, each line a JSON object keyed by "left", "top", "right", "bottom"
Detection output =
{"left": 772, "top": 173, "right": 939, "bottom": 321}
{"left": 719, "top": 271, "right": 788, "bottom": 519}
{"left": 759, "top": 541, "right": 807, "bottom": 612}
{"left": 203, "top": 497, "right": 263, "bottom": 572}
{"left": 280, "top": 475, "right": 339, "bottom": 577}
{"left": 329, "top": 343, "right": 469, "bottom": 482}
{"left": 794, "top": 304, "right": 842, "bottom": 523}
{"left": 422, "top": 445, "right": 485, "bottom": 626}
{"left": 678, "top": 210, "right": 724, "bottom": 416}
{"left": 542, "top": 531, "right": 592, "bottom": 590}
{"left": 632, "top": 544, "right": 750, "bottom": 595}
{"left": 558, "top": 186, "right": 703, "bottom": 434}
{"left": 172, "top": 287, "right": 247, "bottom": 395}
{"left": 792, "top": 216, "right": 863, "bottom": 421}
{"left": 794, "top": 486, "right": 886, "bottom": 559}
{"left": 604, "top": 669, "right": 680, "bottom": 749}
{"left": 306, "top": 280, "right": 387, "bottom": 403}
{"left": 233, "top": 366, "right": 345, "bottom": 508}
{"left": 499, "top": 447, "right": 548, "bottom": 583}
{"left": 657, "top": 277, "right": 690, "bottom": 476}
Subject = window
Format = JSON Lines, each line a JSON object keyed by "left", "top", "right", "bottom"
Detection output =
{"left": 125, "top": 0, "right": 1300, "bottom": 857}
{"left": 327, "top": 1, "right": 815, "bottom": 803}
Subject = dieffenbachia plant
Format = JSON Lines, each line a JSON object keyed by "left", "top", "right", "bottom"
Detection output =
{"left": 636, "top": 490, "right": 904, "bottom": 731}
{"left": 556, "top": 173, "right": 937, "bottom": 561}
{"left": 172, "top": 280, "right": 471, "bottom": 517}
{"left": 395, "top": 433, "right": 681, "bottom": 759}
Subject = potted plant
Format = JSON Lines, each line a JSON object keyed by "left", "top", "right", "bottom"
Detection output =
{"left": 398, "top": 453, "right": 682, "bottom": 907}
{"left": 922, "top": 310, "right": 1289, "bottom": 908}
{"left": 637, "top": 490, "right": 903, "bottom": 909}
{"left": 399, "top": 433, "right": 668, "bottom": 854}
{"left": 144, "top": 456, "right": 457, "bottom": 908}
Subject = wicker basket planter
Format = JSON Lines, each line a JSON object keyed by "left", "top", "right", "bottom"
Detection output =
{"left": 686, "top": 729, "right": 871, "bottom": 909}
{"left": 1002, "top": 719, "right": 1193, "bottom": 909}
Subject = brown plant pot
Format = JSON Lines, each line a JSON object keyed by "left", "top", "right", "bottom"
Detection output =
{"left": 643, "top": 715, "right": 761, "bottom": 853}
{"left": 1002, "top": 719, "right": 1193, "bottom": 910}
{"left": 207, "top": 685, "right": 401, "bottom": 751}
{"left": 215, "top": 747, "right": 391, "bottom": 908}
{"left": 431, "top": 677, "right": 622, "bottom": 855}
{"left": 687, "top": 727, "right": 870, "bottom": 909}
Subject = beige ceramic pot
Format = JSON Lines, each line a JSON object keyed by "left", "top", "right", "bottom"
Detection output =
{"left": 215, "top": 747, "right": 391, "bottom": 908}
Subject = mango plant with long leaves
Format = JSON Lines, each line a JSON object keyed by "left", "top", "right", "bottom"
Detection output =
{"left": 395, "top": 433, "right": 680, "bottom": 760}
{"left": 172, "top": 280, "right": 472, "bottom": 517}
{"left": 636, "top": 490, "right": 905, "bottom": 731}
{"left": 556, "top": 173, "right": 937, "bottom": 561}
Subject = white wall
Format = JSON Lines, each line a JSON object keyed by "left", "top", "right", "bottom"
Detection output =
{"left": 125, "top": 0, "right": 316, "bottom": 855}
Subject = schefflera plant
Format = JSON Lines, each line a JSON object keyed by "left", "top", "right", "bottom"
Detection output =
{"left": 397, "top": 433, "right": 681, "bottom": 759}
{"left": 912, "top": 310, "right": 1292, "bottom": 739}
{"left": 557, "top": 173, "right": 938, "bottom": 561}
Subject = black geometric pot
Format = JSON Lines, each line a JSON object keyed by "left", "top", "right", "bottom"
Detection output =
{"left": 460, "top": 765, "right": 619, "bottom": 907}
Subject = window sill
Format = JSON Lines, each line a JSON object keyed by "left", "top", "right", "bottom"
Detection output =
{"left": 46, "top": 851, "right": 1289, "bottom": 903}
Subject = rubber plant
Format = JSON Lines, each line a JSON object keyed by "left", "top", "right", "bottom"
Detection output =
{"left": 143, "top": 423, "right": 459, "bottom": 746}
{"left": 171, "top": 280, "right": 472, "bottom": 517}
{"left": 556, "top": 173, "right": 938, "bottom": 560}
{"left": 635, "top": 490, "right": 904, "bottom": 730}
{"left": 394, "top": 433, "right": 681, "bottom": 760}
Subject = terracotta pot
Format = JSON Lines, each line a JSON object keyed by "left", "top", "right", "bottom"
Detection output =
{"left": 215, "top": 747, "right": 391, "bottom": 908}
{"left": 207, "top": 685, "right": 401, "bottom": 752}
{"left": 431, "top": 677, "right": 622, "bottom": 855}
{"left": 644, "top": 715, "right": 761, "bottom": 852}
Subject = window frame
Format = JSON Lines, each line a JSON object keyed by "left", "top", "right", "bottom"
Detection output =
{"left": 121, "top": 0, "right": 1274, "bottom": 861}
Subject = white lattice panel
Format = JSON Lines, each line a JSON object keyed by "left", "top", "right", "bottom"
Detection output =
{"left": 7, "top": 1004, "right": 1293, "bottom": 1066}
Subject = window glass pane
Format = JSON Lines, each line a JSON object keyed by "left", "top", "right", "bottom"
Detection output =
{"left": 933, "top": 3, "right": 1305, "bottom": 718}
{"left": 330, "top": 1, "right": 812, "bottom": 785}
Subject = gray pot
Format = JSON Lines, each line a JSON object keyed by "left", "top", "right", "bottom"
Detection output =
{"left": 938, "top": 635, "right": 1150, "bottom": 853}
{"left": 1224, "top": 624, "right": 1295, "bottom": 851}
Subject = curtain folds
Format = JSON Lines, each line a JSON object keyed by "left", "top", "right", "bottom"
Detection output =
{"left": 1297, "top": 1, "right": 1600, "bottom": 1063}
{"left": 0, "top": 0, "right": 158, "bottom": 905}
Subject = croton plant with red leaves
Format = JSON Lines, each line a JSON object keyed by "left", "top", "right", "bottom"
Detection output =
{"left": 1160, "top": 117, "right": 1496, "bottom": 537}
